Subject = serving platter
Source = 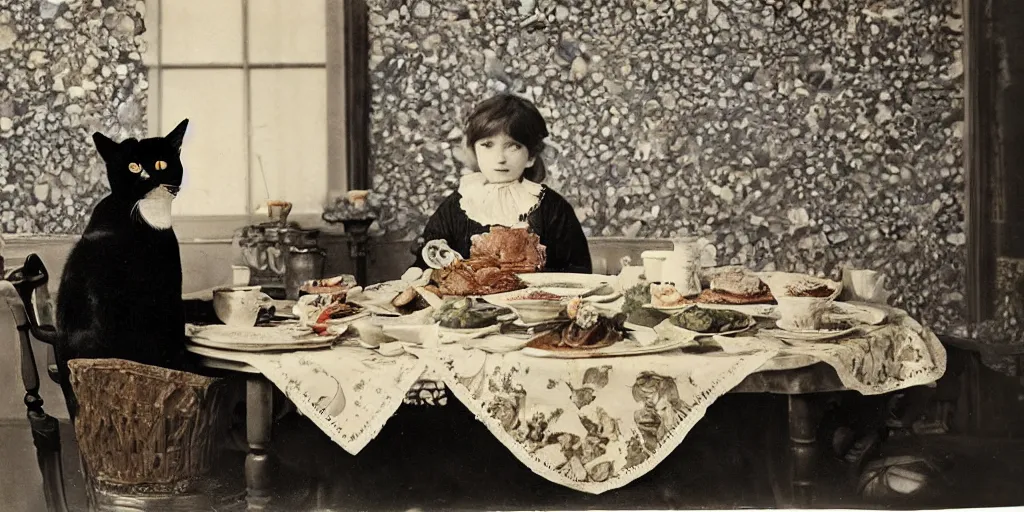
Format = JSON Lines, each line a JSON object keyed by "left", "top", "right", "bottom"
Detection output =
{"left": 519, "top": 323, "right": 686, "bottom": 359}
{"left": 665, "top": 306, "right": 758, "bottom": 339}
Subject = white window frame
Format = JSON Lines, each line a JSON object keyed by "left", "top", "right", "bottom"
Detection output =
{"left": 144, "top": 0, "right": 349, "bottom": 242}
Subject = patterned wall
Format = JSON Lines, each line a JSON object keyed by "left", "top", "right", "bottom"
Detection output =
{"left": 367, "top": 0, "right": 967, "bottom": 334}
{"left": 0, "top": 0, "right": 147, "bottom": 234}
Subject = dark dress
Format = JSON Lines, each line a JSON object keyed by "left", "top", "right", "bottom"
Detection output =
{"left": 412, "top": 186, "right": 593, "bottom": 273}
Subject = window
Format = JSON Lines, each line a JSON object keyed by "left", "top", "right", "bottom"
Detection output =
{"left": 143, "top": 0, "right": 348, "bottom": 238}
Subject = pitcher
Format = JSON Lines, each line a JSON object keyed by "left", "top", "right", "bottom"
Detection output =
{"left": 661, "top": 236, "right": 707, "bottom": 297}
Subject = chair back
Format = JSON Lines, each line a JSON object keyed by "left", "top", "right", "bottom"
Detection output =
{"left": 67, "top": 358, "right": 229, "bottom": 505}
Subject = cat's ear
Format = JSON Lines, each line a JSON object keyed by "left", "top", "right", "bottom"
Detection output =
{"left": 165, "top": 119, "right": 189, "bottom": 153}
{"left": 92, "top": 132, "right": 119, "bottom": 161}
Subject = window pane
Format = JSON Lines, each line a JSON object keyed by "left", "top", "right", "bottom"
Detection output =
{"left": 161, "top": 0, "right": 243, "bottom": 65}
{"left": 247, "top": 0, "right": 326, "bottom": 64}
{"left": 249, "top": 68, "right": 327, "bottom": 215}
{"left": 161, "top": 69, "right": 248, "bottom": 216}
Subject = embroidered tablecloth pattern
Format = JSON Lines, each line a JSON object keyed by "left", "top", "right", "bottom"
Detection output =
{"left": 186, "top": 305, "right": 945, "bottom": 493}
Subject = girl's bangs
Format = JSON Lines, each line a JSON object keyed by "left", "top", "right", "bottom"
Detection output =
{"left": 467, "top": 100, "right": 543, "bottom": 148}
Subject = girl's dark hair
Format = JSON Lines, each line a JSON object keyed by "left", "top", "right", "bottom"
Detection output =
{"left": 464, "top": 94, "right": 550, "bottom": 182}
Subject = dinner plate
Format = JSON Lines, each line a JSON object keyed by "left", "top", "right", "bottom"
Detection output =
{"left": 516, "top": 272, "right": 615, "bottom": 288}
{"left": 769, "top": 302, "right": 887, "bottom": 342}
{"left": 520, "top": 338, "right": 693, "bottom": 358}
{"left": 644, "top": 302, "right": 776, "bottom": 318}
{"left": 666, "top": 311, "right": 758, "bottom": 338}
{"left": 519, "top": 324, "right": 685, "bottom": 359}
{"left": 186, "top": 323, "right": 339, "bottom": 352}
{"left": 765, "top": 326, "right": 858, "bottom": 342}
{"left": 774, "top": 302, "right": 886, "bottom": 332}
{"left": 508, "top": 273, "right": 617, "bottom": 298}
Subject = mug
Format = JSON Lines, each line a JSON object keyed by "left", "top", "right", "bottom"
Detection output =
{"left": 213, "top": 286, "right": 274, "bottom": 327}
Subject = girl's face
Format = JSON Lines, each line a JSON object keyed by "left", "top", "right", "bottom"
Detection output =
{"left": 473, "top": 132, "right": 535, "bottom": 184}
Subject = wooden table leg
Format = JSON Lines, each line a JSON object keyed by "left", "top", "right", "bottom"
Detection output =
{"left": 246, "top": 377, "right": 273, "bottom": 511}
{"left": 788, "top": 394, "right": 823, "bottom": 507}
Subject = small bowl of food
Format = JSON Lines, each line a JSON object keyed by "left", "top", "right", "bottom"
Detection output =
{"left": 497, "top": 290, "right": 568, "bottom": 325}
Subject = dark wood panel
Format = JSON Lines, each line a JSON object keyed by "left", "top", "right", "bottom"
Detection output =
{"left": 966, "top": 0, "right": 997, "bottom": 324}
{"left": 344, "top": 0, "right": 371, "bottom": 191}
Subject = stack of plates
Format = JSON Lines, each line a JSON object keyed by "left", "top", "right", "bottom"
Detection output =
{"left": 186, "top": 323, "right": 339, "bottom": 352}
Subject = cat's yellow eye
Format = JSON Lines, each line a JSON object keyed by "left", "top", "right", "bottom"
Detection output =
{"left": 154, "top": 160, "right": 167, "bottom": 171}
{"left": 128, "top": 162, "right": 142, "bottom": 174}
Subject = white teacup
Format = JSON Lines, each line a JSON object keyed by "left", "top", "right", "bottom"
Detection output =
{"left": 841, "top": 269, "right": 891, "bottom": 304}
{"left": 775, "top": 296, "right": 832, "bottom": 331}
{"left": 213, "top": 286, "right": 274, "bottom": 327}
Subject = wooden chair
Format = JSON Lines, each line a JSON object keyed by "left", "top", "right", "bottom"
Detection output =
{"left": 4, "top": 254, "right": 240, "bottom": 511}
{"left": 2, "top": 254, "right": 69, "bottom": 512}
{"left": 67, "top": 358, "right": 231, "bottom": 511}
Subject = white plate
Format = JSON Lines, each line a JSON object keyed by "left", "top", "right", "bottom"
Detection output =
{"left": 516, "top": 272, "right": 615, "bottom": 287}
{"left": 770, "top": 301, "right": 887, "bottom": 342}
{"left": 644, "top": 302, "right": 776, "bottom": 318}
{"left": 186, "top": 323, "right": 338, "bottom": 352}
{"left": 766, "top": 326, "right": 858, "bottom": 342}
{"left": 668, "top": 317, "right": 757, "bottom": 339}
{"left": 188, "top": 338, "right": 335, "bottom": 352}
{"left": 659, "top": 306, "right": 758, "bottom": 338}
{"left": 520, "top": 336, "right": 693, "bottom": 359}
{"left": 508, "top": 273, "right": 617, "bottom": 298}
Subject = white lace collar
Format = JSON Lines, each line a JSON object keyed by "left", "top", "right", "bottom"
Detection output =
{"left": 457, "top": 173, "right": 543, "bottom": 228}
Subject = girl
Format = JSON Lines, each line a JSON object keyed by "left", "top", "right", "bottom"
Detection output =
{"left": 413, "top": 94, "right": 592, "bottom": 273}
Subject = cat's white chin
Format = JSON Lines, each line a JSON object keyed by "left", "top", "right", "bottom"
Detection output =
{"left": 137, "top": 187, "right": 175, "bottom": 230}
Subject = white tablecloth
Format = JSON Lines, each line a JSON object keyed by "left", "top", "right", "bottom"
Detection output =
{"left": 186, "top": 305, "right": 946, "bottom": 494}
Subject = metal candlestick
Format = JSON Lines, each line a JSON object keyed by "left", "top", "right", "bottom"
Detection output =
{"left": 340, "top": 217, "right": 375, "bottom": 287}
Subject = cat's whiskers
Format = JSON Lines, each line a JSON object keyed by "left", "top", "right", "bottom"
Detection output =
{"left": 130, "top": 200, "right": 142, "bottom": 224}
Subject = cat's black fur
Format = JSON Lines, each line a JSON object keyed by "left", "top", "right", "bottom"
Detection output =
{"left": 55, "top": 120, "right": 192, "bottom": 419}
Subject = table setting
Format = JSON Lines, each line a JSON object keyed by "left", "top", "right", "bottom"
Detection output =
{"left": 183, "top": 229, "right": 946, "bottom": 494}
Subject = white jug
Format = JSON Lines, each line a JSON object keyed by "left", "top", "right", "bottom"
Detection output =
{"left": 661, "top": 237, "right": 708, "bottom": 297}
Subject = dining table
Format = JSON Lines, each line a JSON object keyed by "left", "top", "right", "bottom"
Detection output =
{"left": 186, "top": 293, "right": 947, "bottom": 512}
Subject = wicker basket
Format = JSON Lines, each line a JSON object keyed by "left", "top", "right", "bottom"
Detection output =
{"left": 67, "top": 358, "right": 229, "bottom": 499}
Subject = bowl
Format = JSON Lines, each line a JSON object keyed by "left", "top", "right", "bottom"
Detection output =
{"left": 502, "top": 299, "right": 567, "bottom": 325}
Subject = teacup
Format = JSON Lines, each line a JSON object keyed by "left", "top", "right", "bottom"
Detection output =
{"left": 841, "top": 269, "right": 891, "bottom": 304}
{"left": 213, "top": 286, "right": 274, "bottom": 327}
{"left": 775, "top": 296, "right": 832, "bottom": 331}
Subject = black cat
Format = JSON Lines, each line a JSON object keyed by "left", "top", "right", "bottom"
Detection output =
{"left": 54, "top": 120, "right": 193, "bottom": 419}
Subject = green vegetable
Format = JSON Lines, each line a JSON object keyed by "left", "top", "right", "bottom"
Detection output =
{"left": 627, "top": 308, "right": 670, "bottom": 328}
{"left": 621, "top": 282, "right": 652, "bottom": 316}
{"left": 670, "top": 308, "right": 751, "bottom": 333}
{"left": 433, "top": 298, "right": 511, "bottom": 329}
